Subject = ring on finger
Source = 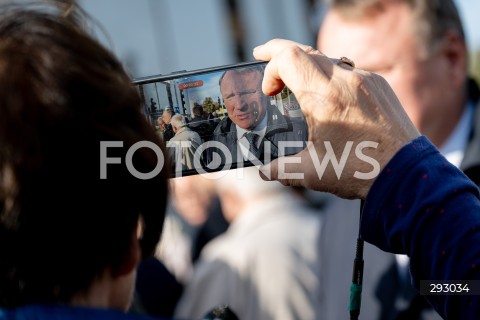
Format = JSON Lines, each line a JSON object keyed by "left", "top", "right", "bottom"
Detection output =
{"left": 339, "top": 56, "right": 355, "bottom": 68}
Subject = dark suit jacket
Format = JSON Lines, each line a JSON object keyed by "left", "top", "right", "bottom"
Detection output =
{"left": 163, "top": 124, "right": 174, "bottom": 141}
{"left": 209, "top": 105, "right": 308, "bottom": 165}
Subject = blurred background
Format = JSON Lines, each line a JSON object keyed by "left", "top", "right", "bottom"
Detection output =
{"left": 77, "top": 0, "right": 480, "bottom": 81}
{"left": 2, "top": 1, "right": 477, "bottom": 318}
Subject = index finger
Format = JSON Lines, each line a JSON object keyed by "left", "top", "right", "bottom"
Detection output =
{"left": 253, "top": 39, "right": 323, "bottom": 60}
{"left": 253, "top": 39, "right": 330, "bottom": 97}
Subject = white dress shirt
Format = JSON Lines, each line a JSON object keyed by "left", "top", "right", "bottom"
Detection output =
{"left": 236, "top": 113, "right": 267, "bottom": 161}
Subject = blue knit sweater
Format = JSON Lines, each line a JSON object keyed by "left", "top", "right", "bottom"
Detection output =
{"left": 361, "top": 136, "right": 480, "bottom": 319}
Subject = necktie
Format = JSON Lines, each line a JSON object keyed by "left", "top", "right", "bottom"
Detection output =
{"left": 245, "top": 132, "right": 260, "bottom": 159}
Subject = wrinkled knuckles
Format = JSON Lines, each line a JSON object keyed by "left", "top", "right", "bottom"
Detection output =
{"left": 278, "top": 46, "right": 306, "bottom": 64}
{"left": 348, "top": 72, "right": 368, "bottom": 91}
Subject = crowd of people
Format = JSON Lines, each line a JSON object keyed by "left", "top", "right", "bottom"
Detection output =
{"left": 0, "top": 1, "right": 479, "bottom": 320}
{"left": 155, "top": 105, "right": 218, "bottom": 143}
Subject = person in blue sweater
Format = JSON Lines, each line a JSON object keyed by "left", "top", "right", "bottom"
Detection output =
{"left": 253, "top": 39, "right": 480, "bottom": 319}
{"left": 0, "top": 3, "right": 478, "bottom": 320}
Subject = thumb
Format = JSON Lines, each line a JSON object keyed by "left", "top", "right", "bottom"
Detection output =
{"left": 259, "top": 149, "right": 311, "bottom": 187}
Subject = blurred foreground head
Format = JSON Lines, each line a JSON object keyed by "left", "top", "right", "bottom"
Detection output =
{"left": 318, "top": 0, "right": 467, "bottom": 147}
{"left": 0, "top": 2, "right": 168, "bottom": 309}
{"left": 215, "top": 167, "right": 287, "bottom": 222}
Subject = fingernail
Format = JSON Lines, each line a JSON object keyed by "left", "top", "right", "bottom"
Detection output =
{"left": 259, "top": 165, "right": 271, "bottom": 181}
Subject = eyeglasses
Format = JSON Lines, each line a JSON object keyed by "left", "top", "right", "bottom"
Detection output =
{"left": 223, "top": 89, "right": 260, "bottom": 101}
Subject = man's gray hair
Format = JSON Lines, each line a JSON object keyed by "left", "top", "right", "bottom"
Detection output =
{"left": 218, "top": 64, "right": 265, "bottom": 88}
{"left": 163, "top": 108, "right": 174, "bottom": 117}
{"left": 170, "top": 114, "right": 187, "bottom": 130}
{"left": 329, "top": 0, "right": 465, "bottom": 55}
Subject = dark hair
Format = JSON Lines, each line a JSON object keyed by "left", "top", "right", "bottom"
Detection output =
{"left": 0, "top": 3, "right": 168, "bottom": 307}
{"left": 192, "top": 104, "right": 204, "bottom": 118}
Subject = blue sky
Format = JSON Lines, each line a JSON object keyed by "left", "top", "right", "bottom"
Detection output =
{"left": 177, "top": 72, "right": 224, "bottom": 107}
{"left": 138, "top": 70, "right": 224, "bottom": 116}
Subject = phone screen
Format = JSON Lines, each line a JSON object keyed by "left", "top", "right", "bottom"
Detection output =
{"left": 133, "top": 61, "right": 308, "bottom": 178}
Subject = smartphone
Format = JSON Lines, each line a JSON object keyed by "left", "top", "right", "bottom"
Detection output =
{"left": 133, "top": 61, "right": 308, "bottom": 178}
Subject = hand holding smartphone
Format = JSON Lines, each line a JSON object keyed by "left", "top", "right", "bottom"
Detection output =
{"left": 133, "top": 61, "right": 308, "bottom": 178}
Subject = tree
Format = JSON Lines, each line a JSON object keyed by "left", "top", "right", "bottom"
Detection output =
{"left": 471, "top": 50, "right": 480, "bottom": 86}
{"left": 202, "top": 96, "right": 220, "bottom": 114}
{"left": 280, "top": 86, "right": 291, "bottom": 100}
